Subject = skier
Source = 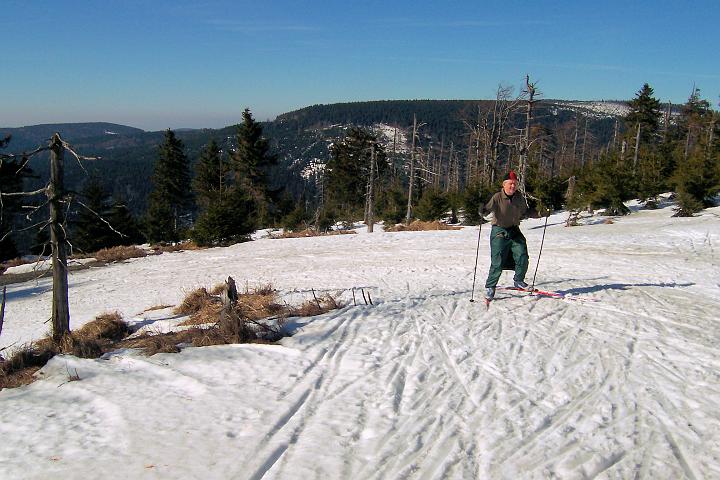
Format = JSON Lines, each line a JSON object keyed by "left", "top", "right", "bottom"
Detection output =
{"left": 482, "top": 170, "right": 532, "bottom": 301}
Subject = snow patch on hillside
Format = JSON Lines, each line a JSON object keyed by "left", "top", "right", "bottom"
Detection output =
{"left": 552, "top": 100, "right": 631, "bottom": 118}
{"left": 372, "top": 123, "right": 411, "bottom": 154}
{"left": 300, "top": 158, "right": 326, "bottom": 179}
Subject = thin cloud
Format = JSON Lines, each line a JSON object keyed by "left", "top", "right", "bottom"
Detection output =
{"left": 377, "top": 18, "right": 551, "bottom": 28}
{"left": 206, "top": 19, "right": 317, "bottom": 33}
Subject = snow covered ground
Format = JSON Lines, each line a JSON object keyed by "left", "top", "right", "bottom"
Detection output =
{"left": 1, "top": 201, "right": 719, "bottom": 479}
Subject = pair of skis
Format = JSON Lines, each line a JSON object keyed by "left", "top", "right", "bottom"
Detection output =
{"left": 484, "top": 286, "right": 564, "bottom": 308}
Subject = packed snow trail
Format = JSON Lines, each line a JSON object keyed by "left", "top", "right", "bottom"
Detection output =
{"left": 1, "top": 203, "right": 719, "bottom": 479}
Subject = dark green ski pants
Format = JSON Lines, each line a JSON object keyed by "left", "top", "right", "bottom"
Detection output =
{"left": 485, "top": 225, "right": 529, "bottom": 288}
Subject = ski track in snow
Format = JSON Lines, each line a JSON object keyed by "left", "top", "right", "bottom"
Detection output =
{"left": 1, "top": 204, "right": 720, "bottom": 479}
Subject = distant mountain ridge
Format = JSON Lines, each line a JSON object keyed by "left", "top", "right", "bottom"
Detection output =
{"left": 0, "top": 122, "right": 146, "bottom": 151}
{"left": 1, "top": 99, "right": 631, "bottom": 215}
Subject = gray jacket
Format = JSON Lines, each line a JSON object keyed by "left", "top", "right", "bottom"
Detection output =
{"left": 483, "top": 190, "right": 528, "bottom": 228}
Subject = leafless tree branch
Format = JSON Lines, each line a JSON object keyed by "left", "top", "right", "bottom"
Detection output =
{"left": 0, "top": 145, "right": 50, "bottom": 161}
{"left": 76, "top": 199, "right": 127, "bottom": 239}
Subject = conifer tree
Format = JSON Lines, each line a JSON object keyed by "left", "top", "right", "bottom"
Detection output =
{"left": 145, "top": 191, "right": 176, "bottom": 242}
{"left": 0, "top": 137, "right": 33, "bottom": 260}
{"left": 414, "top": 188, "right": 449, "bottom": 221}
{"left": 325, "top": 127, "right": 387, "bottom": 217}
{"left": 626, "top": 83, "right": 662, "bottom": 142}
{"left": 191, "top": 183, "right": 257, "bottom": 246}
{"left": 671, "top": 90, "right": 720, "bottom": 215}
{"left": 108, "top": 197, "right": 145, "bottom": 246}
{"left": 231, "top": 109, "right": 277, "bottom": 223}
{"left": 72, "top": 176, "right": 116, "bottom": 252}
{"left": 145, "top": 129, "right": 193, "bottom": 242}
{"left": 193, "top": 139, "right": 229, "bottom": 208}
{"left": 376, "top": 185, "right": 407, "bottom": 225}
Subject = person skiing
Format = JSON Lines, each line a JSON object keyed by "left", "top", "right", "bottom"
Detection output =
{"left": 482, "top": 170, "right": 530, "bottom": 301}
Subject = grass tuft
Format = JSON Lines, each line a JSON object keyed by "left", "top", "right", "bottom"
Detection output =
{"left": 272, "top": 229, "right": 356, "bottom": 239}
{"left": 94, "top": 245, "right": 147, "bottom": 263}
{"left": 0, "top": 311, "right": 129, "bottom": 389}
{"left": 385, "top": 220, "right": 462, "bottom": 232}
{"left": 173, "top": 287, "right": 213, "bottom": 315}
{"left": 1, "top": 283, "right": 345, "bottom": 389}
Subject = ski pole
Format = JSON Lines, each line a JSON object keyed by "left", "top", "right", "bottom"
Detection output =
{"left": 469, "top": 220, "right": 483, "bottom": 302}
{"left": 530, "top": 212, "right": 550, "bottom": 292}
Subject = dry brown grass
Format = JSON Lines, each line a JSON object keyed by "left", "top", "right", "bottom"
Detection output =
{"left": 0, "top": 312, "right": 129, "bottom": 390}
{"left": 173, "top": 287, "right": 213, "bottom": 315}
{"left": 384, "top": 220, "right": 462, "bottom": 232}
{"left": 151, "top": 241, "right": 204, "bottom": 254}
{"left": 289, "top": 293, "right": 343, "bottom": 317}
{"left": 1, "top": 284, "right": 346, "bottom": 388}
{"left": 119, "top": 329, "right": 203, "bottom": 355}
{"left": 1, "top": 257, "right": 31, "bottom": 269}
{"left": 143, "top": 304, "right": 174, "bottom": 312}
{"left": 94, "top": 245, "right": 148, "bottom": 263}
{"left": 176, "top": 283, "right": 283, "bottom": 326}
{"left": 273, "top": 228, "right": 356, "bottom": 239}
{"left": 179, "top": 302, "right": 224, "bottom": 326}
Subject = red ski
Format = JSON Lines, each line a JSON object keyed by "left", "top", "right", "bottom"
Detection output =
{"left": 499, "top": 286, "right": 564, "bottom": 298}
{"left": 498, "top": 286, "right": 598, "bottom": 303}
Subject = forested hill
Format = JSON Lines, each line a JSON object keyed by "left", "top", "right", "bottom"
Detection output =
{"left": 1, "top": 99, "right": 628, "bottom": 217}
{"left": 0, "top": 123, "right": 146, "bottom": 151}
{"left": 274, "top": 99, "right": 626, "bottom": 144}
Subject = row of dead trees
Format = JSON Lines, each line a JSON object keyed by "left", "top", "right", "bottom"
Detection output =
{"left": 358, "top": 76, "right": 544, "bottom": 227}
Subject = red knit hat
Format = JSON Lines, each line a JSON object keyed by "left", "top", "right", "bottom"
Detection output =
{"left": 504, "top": 170, "right": 518, "bottom": 182}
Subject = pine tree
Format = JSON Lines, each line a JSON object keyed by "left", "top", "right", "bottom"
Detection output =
{"left": 626, "top": 83, "right": 662, "bottom": 142}
{"left": 671, "top": 92, "right": 720, "bottom": 216}
{"left": 191, "top": 184, "right": 257, "bottom": 246}
{"left": 145, "top": 190, "right": 177, "bottom": 242}
{"left": 72, "top": 176, "right": 116, "bottom": 253}
{"left": 325, "top": 127, "right": 388, "bottom": 217}
{"left": 414, "top": 188, "right": 449, "bottom": 221}
{"left": 145, "top": 129, "right": 193, "bottom": 242}
{"left": 0, "top": 137, "right": 33, "bottom": 260}
{"left": 377, "top": 185, "right": 407, "bottom": 225}
{"left": 193, "top": 139, "right": 229, "bottom": 208}
{"left": 231, "top": 109, "right": 277, "bottom": 223}
{"left": 108, "top": 197, "right": 145, "bottom": 246}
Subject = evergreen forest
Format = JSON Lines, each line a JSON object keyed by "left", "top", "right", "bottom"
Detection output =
{"left": 1, "top": 83, "right": 719, "bottom": 260}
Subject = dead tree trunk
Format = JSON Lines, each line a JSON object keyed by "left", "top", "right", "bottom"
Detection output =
{"left": 572, "top": 116, "right": 579, "bottom": 168}
{"left": 633, "top": 123, "right": 641, "bottom": 173}
{"left": 519, "top": 75, "right": 537, "bottom": 197}
{"left": 405, "top": 115, "right": 418, "bottom": 225}
{"left": 367, "top": 147, "right": 376, "bottom": 233}
{"left": 0, "top": 286, "right": 6, "bottom": 340}
{"left": 581, "top": 118, "right": 589, "bottom": 167}
{"left": 48, "top": 133, "right": 70, "bottom": 341}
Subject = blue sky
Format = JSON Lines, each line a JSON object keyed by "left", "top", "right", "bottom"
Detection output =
{"left": 3, "top": 0, "right": 718, "bottom": 131}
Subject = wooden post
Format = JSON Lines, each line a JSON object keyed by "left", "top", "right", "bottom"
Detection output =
{"left": 48, "top": 133, "right": 70, "bottom": 341}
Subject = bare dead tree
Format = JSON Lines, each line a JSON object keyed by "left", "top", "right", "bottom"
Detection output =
{"left": 518, "top": 75, "right": 538, "bottom": 198}
{"left": 366, "top": 146, "right": 376, "bottom": 233}
{"left": 0, "top": 286, "right": 6, "bottom": 343}
{"left": 1, "top": 133, "right": 99, "bottom": 341}
{"left": 405, "top": 115, "right": 426, "bottom": 224}
{"left": 633, "top": 122, "right": 641, "bottom": 173}
{"left": 476, "top": 85, "right": 524, "bottom": 186}
{"left": 572, "top": 115, "right": 579, "bottom": 168}
{"left": 581, "top": 118, "right": 589, "bottom": 167}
